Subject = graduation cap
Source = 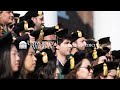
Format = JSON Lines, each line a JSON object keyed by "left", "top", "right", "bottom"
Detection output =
{"left": 97, "top": 49, "right": 107, "bottom": 58}
{"left": 24, "top": 11, "right": 43, "bottom": 20}
{"left": 86, "top": 39, "right": 97, "bottom": 47}
{"left": 43, "top": 26, "right": 58, "bottom": 36}
{"left": 13, "top": 29, "right": 44, "bottom": 51}
{"left": 62, "top": 51, "right": 86, "bottom": 74}
{"left": 13, "top": 34, "right": 29, "bottom": 50}
{"left": 92, "top": 48, "right": 107, "bottom": 60}
{"left": 29, "top": 26, "right": 58, "bottom": 41}
{"left": 35, "top": 49, "right": 56, "bottom": 66}
{"left": 93, "top": 61, "right": 119, "bottom": 78}
{"left": 103, "top": 47, "right": 110, "bottom": 53}
{"left": 68, "top": 30, "right": 84, "bottom": 43}
{"left": 0, "top": 32, "right": 13, "bottom": 48}
{"left": 86, "top": 39, "right": 97, "bottom": 52}
{"left": 13, "top": 13, "right": 20, "bottom": 24}
{"left": 111, "top": 50, "right": 120, "bottom": 60}
{"left": 19, "top": 16, "right": 25, "bottom": 22}
{"left": 13, "top": 13, "right": 20, "bottom": 18}
{"left": 55, "top": 27, "right": 68, "bottom": 39}
{"left": 98, "top": 37, "right": 111, "bottom": 45}
{"left": 13, "top": 19, "right": 35, "bottom": 36}
{"left": 30, "top": 28, "right": 45, "bottom": 41}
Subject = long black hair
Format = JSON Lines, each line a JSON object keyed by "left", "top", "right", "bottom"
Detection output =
{"left": 18, "top": 48, "right": 30, "bottom": 79}
{"left": 0, "top": 45, "right": 13, "bottom": 79}
{"left": 35, "top": 49, "right": 57, "bottom": 79}
{"left": 41, "top": 58, "right": 57, "bottom": 79}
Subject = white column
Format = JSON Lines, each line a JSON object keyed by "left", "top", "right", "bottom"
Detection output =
{"left": 93, "top": 11, "right": 120, "bottom": 50}
{"left": 43, "top": 11, "right": 58, "bottom": 27}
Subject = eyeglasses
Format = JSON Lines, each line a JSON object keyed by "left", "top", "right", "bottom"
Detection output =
{"left": 80, "top": 65, "right": 94, "bottom": 72}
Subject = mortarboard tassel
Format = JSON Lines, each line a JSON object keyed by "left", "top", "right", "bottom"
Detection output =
{"left": 92, "top": 48, "right": 98, "bottom": 59}
{"left": 38, "top": 29, "right": 44, "bottom": 42}
{"left": 116, "top": 64, "right": 120, "bottom": 78}
{"left": 41, "top": 52, "right": 48, "bottom": 63}
{"left": 16, "top": 17, "right": 20, "bottom": 24}
{"left": 55, "top": 25, "right": 59, "bottom": 30}
{"left": 24, "top": 20, "right": 28, "bottom": 30}
{"left": 77, "top": 30, "right": 82, "bottom": 38}
{"left": 12, "top": 36, "right": 16, "bottom": 43}
{"left": 38, "top": 11, "right": 43, "bottom": 16}
{"left": 69, "top": 56, "right": 75, "bottom": 69}
{"left": 103, "top": 61, "right": 108, "bottom": 77}
{"left": 55, "top": 25, "right": 62, "bottom": 32}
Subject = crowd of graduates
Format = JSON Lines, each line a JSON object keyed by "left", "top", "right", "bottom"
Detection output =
{"left": 0, "top": 11, "right": 120, "bottom": 79}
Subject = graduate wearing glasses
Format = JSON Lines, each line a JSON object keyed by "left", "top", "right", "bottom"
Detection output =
{"left": 62, "top": 50, "right": 93, "bottom": 79}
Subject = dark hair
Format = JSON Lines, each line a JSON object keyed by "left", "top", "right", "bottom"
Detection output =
{"left": 0, "top": 45, "right": 13, "bottom": 79}
{"left": 64, "top": 60, "right": 83, "bottom": 79}
{"left": 18, "top": 49, "right": 29, "bottom": 79}
{"left": 38, "top": 57, "right": 57, "bottom": 79}
{"left": 91, "top": 58, "right": 99, "bottom": 67}
{"left": 57, "top": 35, "right": 70, "bottom": 45}
{"left": 94, "top": 72, "right": 103, "bottom": 79}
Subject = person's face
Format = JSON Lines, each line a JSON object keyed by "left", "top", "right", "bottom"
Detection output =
{"left": 98, "top": 56, "right": 107, "bottom": 64}
{"left": 0, "top": 11, "right": 14, "bottom": 25}
{"left": 10, "top": 45, "right": 20, "bottom": 72}
{"left": 56, "top": 39, "right": 72, "bottom": 56}
{"left": 74, "top": 37, "right": 87, "bottom": 51}
{"left": 43, "top": 35, "right": 57, "bottom": 52}
{"left": 106, "top": 69, "right": 117, "bottom": 79}
{"left": 24, "top": 46, "right": 37, "bottom": 73}
{"left": 32, "top": 15, "right": 44, "bottom": 30}
{"left": 76, "top": 59, "right": 93, "bottom": 79}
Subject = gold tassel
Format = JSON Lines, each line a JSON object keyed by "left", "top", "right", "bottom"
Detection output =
{"left": 55, "top": 25, "right": 59, "bottom": 30}
{"left": 69, "top": 56, "right": 75, "bottom": 69}
{"left": 38, "top": 29, "right": 44, "bottom": 42}
{"left": 116, "top": 65, "right": 120, "bottom": 78}
{"left": 16, "top": 17, "right": 20, "bottom": 23}
{"left": 41, "top": 52, "right": 48, "bottom": 63}
{"left": 103, "top": 62, "right": 108, "bottom": 77}
{"left": 92, "top": 48, "right": 98, "bottom": 59}
{"left": 38, "top": 11, "right": 43, "bottom": 16}
{"left": 24, "top": 20, "right": 28, "bottom": 30}
{"left": 77, "top": 30, "right": 82, "bottom": 38}
{"left": 55, "top": 25, "right": 62, "bottom": 32}
{"left": 12, "top": 36, "right": 16, "bottom": 43}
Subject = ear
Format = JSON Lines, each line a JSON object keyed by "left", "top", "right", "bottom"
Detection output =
{"left": 72, "top": 42, "right": 77, "bottom": 48}
{"left": 56, "top": 44, "right": 60, "bottom": 50}
{"left": 31, "top": 17, "right": 36, "bottom": 23}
